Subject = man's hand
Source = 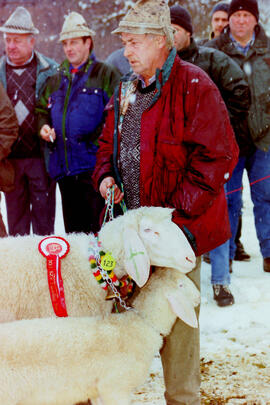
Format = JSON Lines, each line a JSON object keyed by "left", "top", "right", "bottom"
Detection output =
{"left": 99, "top": 176, "right": 124, "bottom": 204}
{"left": 40, "top": 125, "right": 56, "bottom": 143}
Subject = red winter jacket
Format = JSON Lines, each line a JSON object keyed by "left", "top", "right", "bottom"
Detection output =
{"left": 93, "top": 52, "right": 239, "bottom": 256}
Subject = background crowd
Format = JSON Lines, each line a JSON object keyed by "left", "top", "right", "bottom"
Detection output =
{"left": 0, "top": 1, "right": 269, "bottom": 404}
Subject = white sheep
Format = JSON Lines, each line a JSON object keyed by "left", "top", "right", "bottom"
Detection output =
{"left": 0, "top": 266, "right": 200, "bottom": 405}
{"left": 0, "top": 206, "right": 196, "bottom": 322}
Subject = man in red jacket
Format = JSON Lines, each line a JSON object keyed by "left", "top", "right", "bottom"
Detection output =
{"left": 93, "top": 0, "right": 239, "bottom": 403}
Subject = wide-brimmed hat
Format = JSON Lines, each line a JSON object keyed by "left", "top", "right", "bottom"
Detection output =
{"left": 0, "top": 6, "right": 39, "bottom": 35}
{"left": 112, "top": 0, "right": 174, "bottom": 47}
{"left": 59, "top": 11, "right": 95, "bottom": 42}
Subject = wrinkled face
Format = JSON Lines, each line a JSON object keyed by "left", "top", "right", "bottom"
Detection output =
{"left": 4, "top": 33, "right": 35, "bottom": 66}
{"left": 62, "top": 37, "right": 91, "bottom": 68}
{"left": 172, "top": 24, "right": 191, "bottom": 51}
{"left": 229, "top": 10, "right": 257, "bottom": 44}
{"left": 211, "top": 10, "right": 229, "bottom": 37}
{"left": 121, "top": 32, "right": 166, "bottom": 82}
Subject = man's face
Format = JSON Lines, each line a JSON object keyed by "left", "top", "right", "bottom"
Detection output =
{"left": 211, "top": 10, "right": 229, "bottom": 37}
{"left": 172, "top": 24, "right": 191, "bottom": 51}
{"left": 4, "top": 33, "right": 35, "bottom": 66}
{"left": 122, "top": 32, "right": 164, "bottom": 80}
{"left": 229, "top": 10, "right": 257, "bottom": 43}
{"left": 62, "top": 37, "right": 91, "bottom": 68}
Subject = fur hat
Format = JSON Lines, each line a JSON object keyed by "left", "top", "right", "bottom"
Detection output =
{"left": 170, "top": 5, "right": 193, "bottom": 35}
{"left": 59, "top": 12, "right": 95, "bottom": 42}
{"left": 0, "top": 6, "right": 39, "bottom": 35}
{"left": 211, "top": 2, "right": 229, "bottom": 17}
{"left": 228, "top": 0, "right": 259, "bottom": 21}
{"left": 112, "top": 0, "right": 175, "bottom": 48}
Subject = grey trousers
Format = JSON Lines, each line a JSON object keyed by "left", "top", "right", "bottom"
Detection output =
{"left": 161, "top": 257, "right": 201, "bottom": 405}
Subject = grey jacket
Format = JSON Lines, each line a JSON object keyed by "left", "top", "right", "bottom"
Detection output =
{"left": 206, "top": 25, "right": 270, "bottom": 152}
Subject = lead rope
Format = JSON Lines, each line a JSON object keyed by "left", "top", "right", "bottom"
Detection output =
{"left": 93, "top": 186, "right": 133, "bottom": 311}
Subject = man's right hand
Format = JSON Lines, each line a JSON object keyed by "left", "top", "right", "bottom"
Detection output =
{"left": 99, "top": 176, "right": 124, "bottom": 204}
{"left": 40, "top": 125, "right": 56, "bottom": 143}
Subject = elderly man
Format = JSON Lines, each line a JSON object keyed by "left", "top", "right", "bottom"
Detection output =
{"left": 37, "top": 12, "right": 120, "bottom": 234}
{"left": 0, "top": 6, "right": 58, "bottom": 236}
{"left": 93, "top": 0, "right": 238, "bottom": 403}
{"left": 207, "top": 0, "right": 270, "bottom": 273}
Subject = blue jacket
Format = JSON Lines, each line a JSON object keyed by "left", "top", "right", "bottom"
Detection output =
{"left": 37, "top": 53, "right": 120, "bottom": 180}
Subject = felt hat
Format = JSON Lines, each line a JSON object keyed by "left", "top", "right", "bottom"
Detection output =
{"left": 0, "top": 6, "right": 39, "bottom": 35}
{"left": 59, "top": 11, "right": 95, "bottom": 42}
{"left": 112, "top": 0, "right": 174, "bottom": 47}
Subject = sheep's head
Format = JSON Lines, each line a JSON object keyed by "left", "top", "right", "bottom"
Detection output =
{"left": 166, "top": 273, "right": 200, "bottom": 328}
{"left": 99, "top": 207, "right": 196, "bottom": 287}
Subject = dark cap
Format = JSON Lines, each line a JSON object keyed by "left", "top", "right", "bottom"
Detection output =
{"left": 170, "top": 5, "right": 193, "bottom": 35}
{"left": 211, "top": 2, "right": 229, "bottom": 16}
{"left": 228, "top": 0, "right": 259, "bottom": 21}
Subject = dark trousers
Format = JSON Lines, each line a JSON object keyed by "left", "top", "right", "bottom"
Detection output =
{"left": 58, "top": 171, "right": 104, "bottom": 234}
{"left": 5, "top": 158, "right": 55, "bottom": 236}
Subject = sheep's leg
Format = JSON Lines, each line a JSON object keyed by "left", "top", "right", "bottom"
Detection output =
{"left": 99, "top": 390, "right": 131, "bottom": 405}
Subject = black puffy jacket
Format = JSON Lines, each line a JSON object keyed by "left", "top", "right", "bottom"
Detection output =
{"left": 179, "top": 38, "right": 252, "bottom": 155}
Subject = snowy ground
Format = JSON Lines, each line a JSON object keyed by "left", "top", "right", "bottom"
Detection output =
{"left": 1, "top": 172, "right": 270, "bottom": 404}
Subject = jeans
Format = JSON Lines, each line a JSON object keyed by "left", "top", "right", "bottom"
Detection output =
{"left": 210, "top": 240, "right": 231, "bottom": 285}
{"left": 227, "top": 148, "right": 270, "bottom": 259}
{"left": 210, "top": 183, "right": 231, "bottom": 286}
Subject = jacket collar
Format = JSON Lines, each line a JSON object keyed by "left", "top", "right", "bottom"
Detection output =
{"left": 216, "top": 24, "right": 269, "bottom": 57}
{"left": 178, "top": 38, "right": 198, "bottom": 62}
{"left": 60, "top": 51, "right": 97, "bottom": 77}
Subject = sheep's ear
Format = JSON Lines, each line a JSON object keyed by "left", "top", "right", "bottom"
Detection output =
{"left": 166, "top": 283, "right": 199, "bottom": 328}
{"left": 123, "top": 226, "right": 150, "bottom": 287}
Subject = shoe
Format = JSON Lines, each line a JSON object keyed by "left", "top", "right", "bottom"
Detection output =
{"left": 203, "top": 252, "right": 211, "bottom": 264}
{"left": 229, "top": 259, "right": 233, "bottom": 274}
{"left": 264, "top": 257, "right": 270, "bottom": 272}
{"left": 213, "top": 284, "right": 235, "bottom": 307}
{"left": 234, "top": 241, "right": 250, "bottom": 261}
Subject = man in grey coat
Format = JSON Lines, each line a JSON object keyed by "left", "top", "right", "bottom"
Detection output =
{"left": 0, "top": 6, "right": 58, "bottom": 236}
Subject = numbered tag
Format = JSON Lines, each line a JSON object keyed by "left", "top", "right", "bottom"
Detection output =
{"left": 101, "top": 253, "right": 116, "bottom": 271}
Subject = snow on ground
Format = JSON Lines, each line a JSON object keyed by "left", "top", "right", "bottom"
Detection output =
{"left": 1, "top": 173, "right": 270, "bottom": 404}
{"left": 133, "top": 172, "right": 270, "bottom": 404}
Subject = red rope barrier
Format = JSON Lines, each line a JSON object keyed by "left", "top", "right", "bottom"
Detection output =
{"left": 226, "top": 174, "right": 270, "bottom": 196}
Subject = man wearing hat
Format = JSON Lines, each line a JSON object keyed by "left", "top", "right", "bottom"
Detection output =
{"left": 170, "top": 4, "right": 252, "bottom": 307}
{"left": 93, "top": 0, "right": 239, "bottom": 403}
{"left": 199, "top": 1, "right": 229, "bottom": 44}
{"left": 0, "top": 6, "right": 58, "bottom": 236}
{"left": 38, "top": 12, "right": 120, "bottom": 234}
{"left": 207, "top": 0, "right": 270, "bottom": 274}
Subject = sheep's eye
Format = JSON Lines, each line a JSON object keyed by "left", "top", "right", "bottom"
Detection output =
{"left": 143, "top": 228, "right": 151, "bottom": 233}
